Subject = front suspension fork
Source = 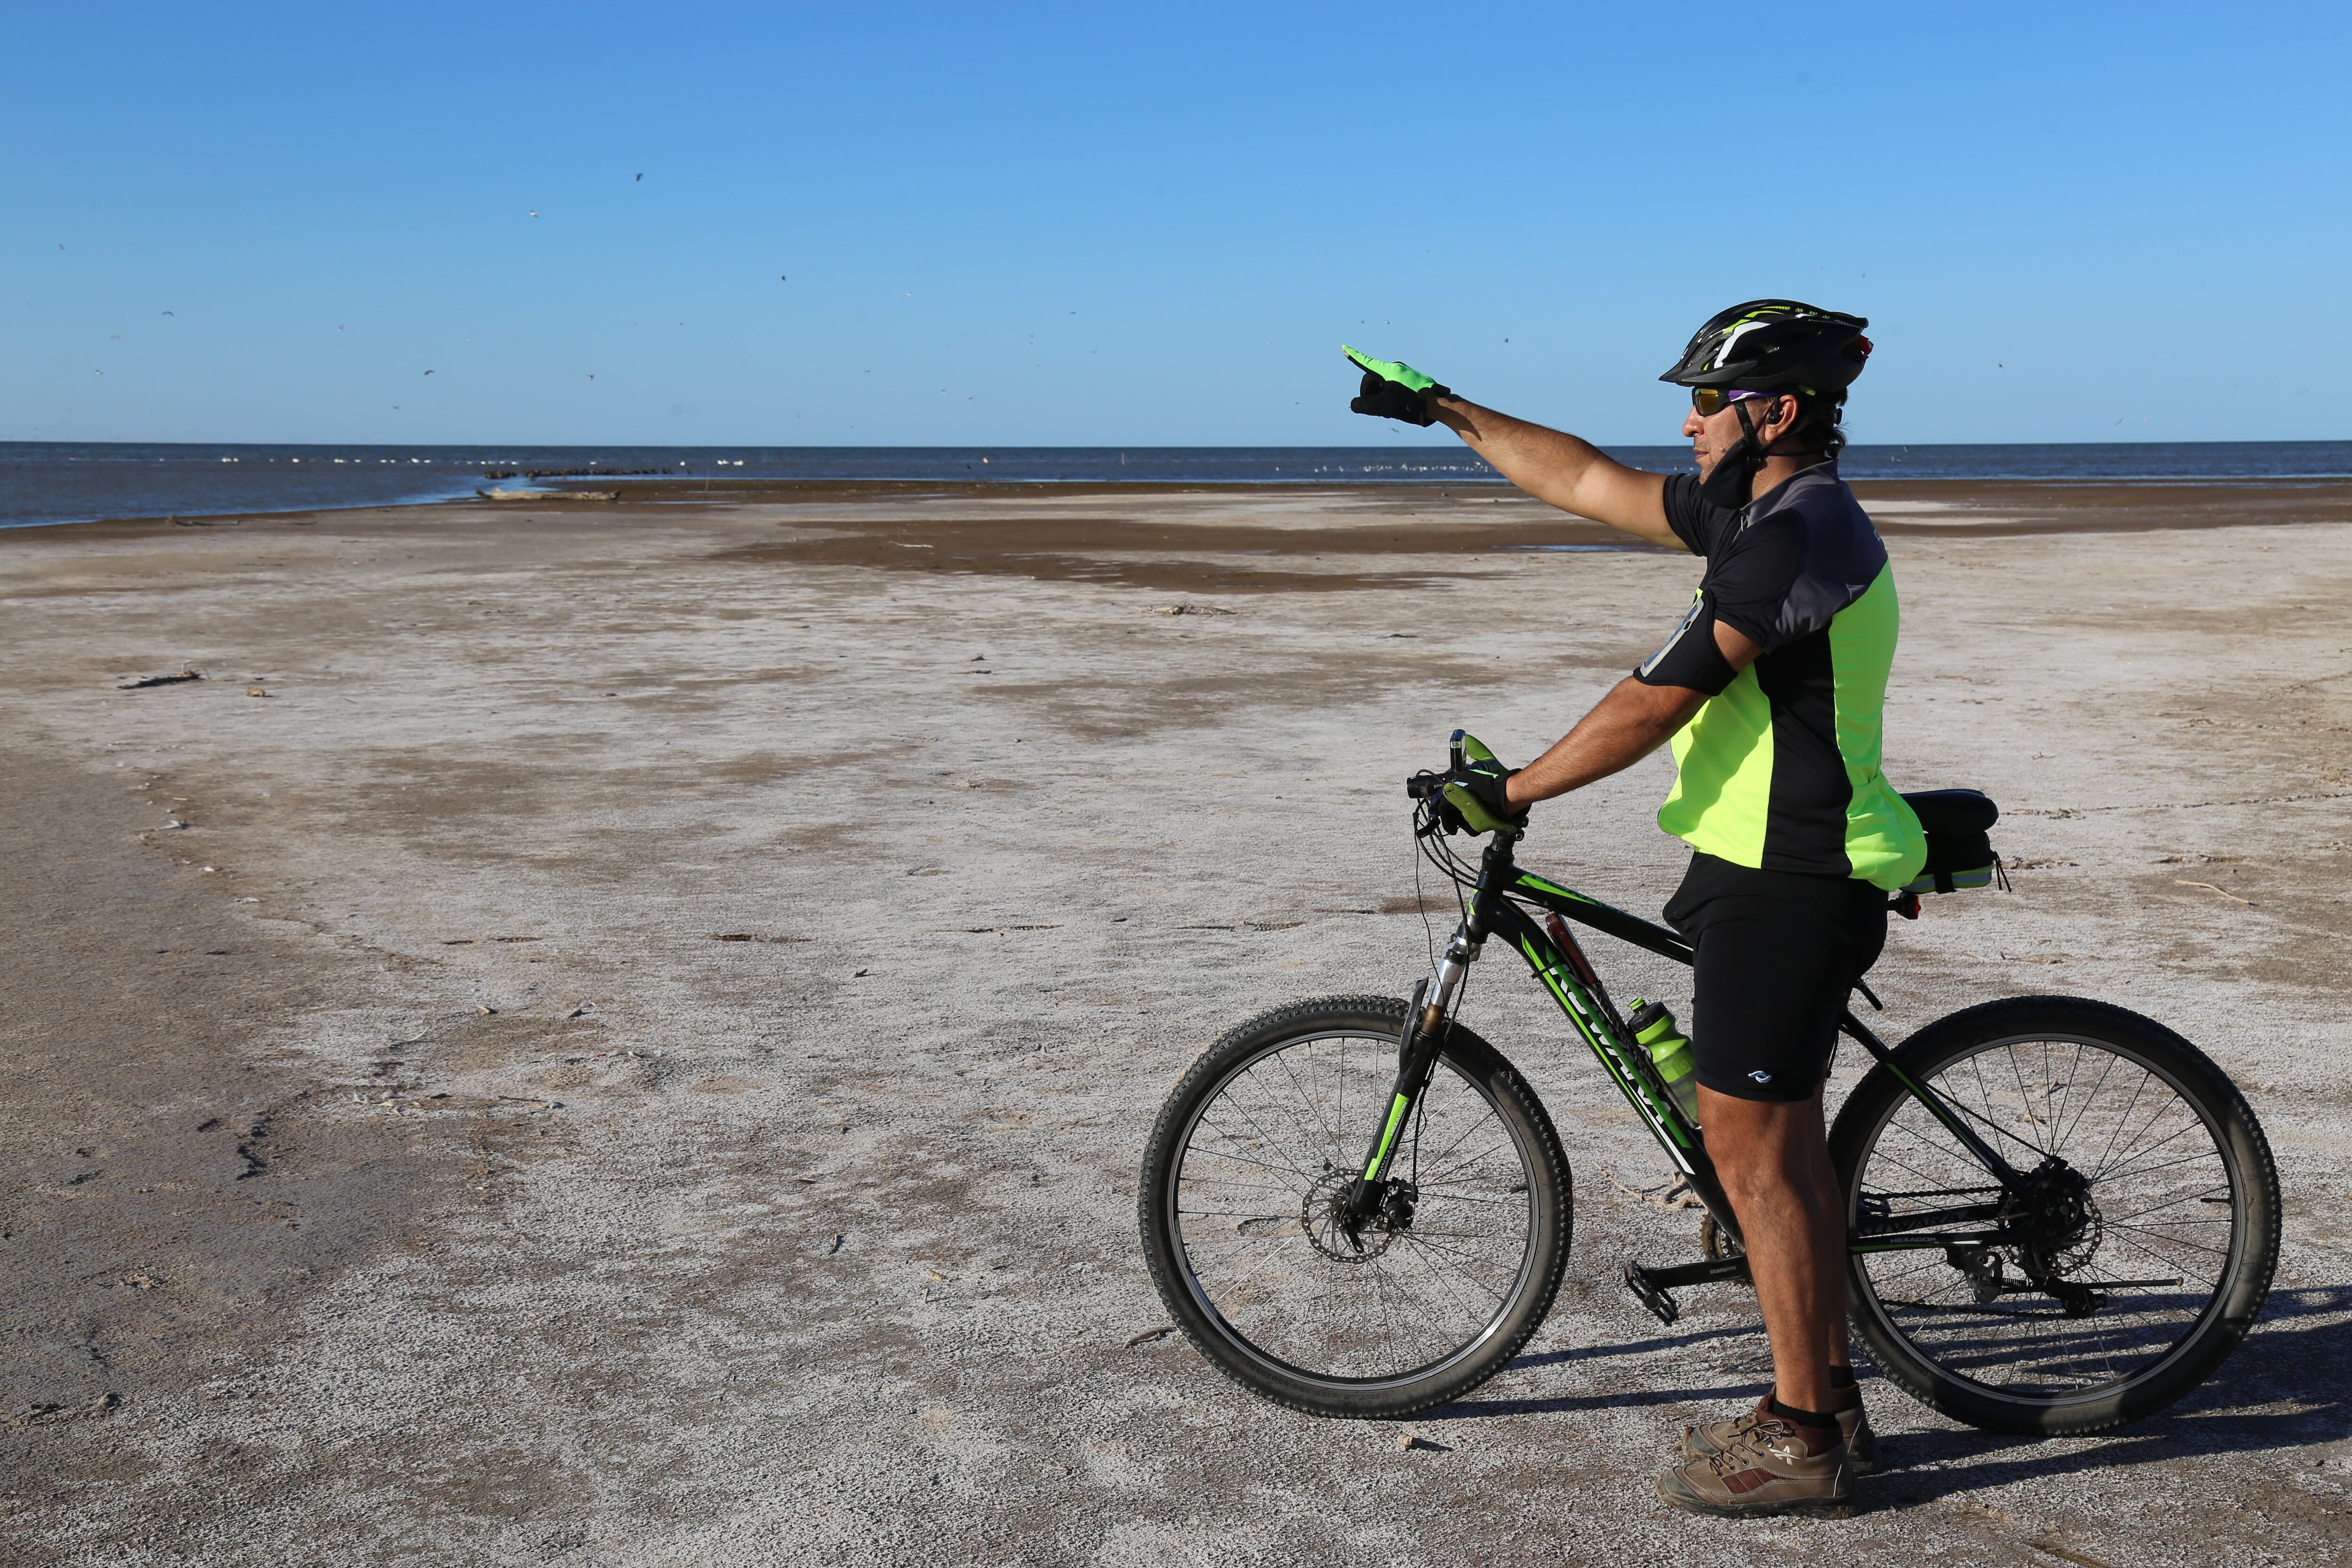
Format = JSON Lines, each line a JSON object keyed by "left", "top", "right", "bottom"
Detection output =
{"left": 1344, "top": 932, "right": 1476, "bottom": 1226}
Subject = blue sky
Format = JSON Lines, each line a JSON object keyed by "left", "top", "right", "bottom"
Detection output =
{"left": 6, "top": 2, "right": 2348, "bottom": 446}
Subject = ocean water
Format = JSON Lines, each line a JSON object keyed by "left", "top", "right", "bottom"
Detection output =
{"left": 4, "top": 441, "right": 2349, "bottom": 531}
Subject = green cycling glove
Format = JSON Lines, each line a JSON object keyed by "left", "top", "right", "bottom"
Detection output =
{"left": 1440, "top": 733, "right": 1527, "bottom": 835}
{"left": 1344, "top": 344, "right": 1452, "bottom": 428}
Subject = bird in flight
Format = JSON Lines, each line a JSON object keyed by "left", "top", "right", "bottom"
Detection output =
{"left": 529, "top": 210, "right": 539, "bottom": 217}
{"left": 636, "top": 173, "right": 643, "bottom": 181}
{"left": 424, "top": 369, "right": 435, "bottom": 376}
{"left": 162, "top": 310, "right": 174, "bottom": 316}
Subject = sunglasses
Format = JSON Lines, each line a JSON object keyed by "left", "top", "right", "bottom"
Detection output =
{"left": 1689, "top": 387, "right": 1786, "bottom": 417}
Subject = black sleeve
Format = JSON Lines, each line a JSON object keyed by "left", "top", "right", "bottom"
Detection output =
{"left": 1632, "top": 592, "right": 1738, "bottom": 695}
{"left": 1700, "top": 516, "right": 1806, "bottom": 649}
{"left": 1660, "top": 472, "right": 1732, "bottom": 557}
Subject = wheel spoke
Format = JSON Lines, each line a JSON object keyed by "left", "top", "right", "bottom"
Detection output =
{"left": 1851, "top": 1029, "right": 2248, "bottom": 1404}
{"left": 1408, "top": 1104, "right": 1505, "bottom": 1184}
{"left": 1166, "top": 1025, "right": 1544, "bottom": 1385}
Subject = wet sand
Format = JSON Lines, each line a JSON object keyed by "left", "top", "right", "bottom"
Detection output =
{"left": 3, "top": 482, "right": 2349, "bottom": 1565}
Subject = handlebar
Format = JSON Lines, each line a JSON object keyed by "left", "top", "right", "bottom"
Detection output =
{"left": 1406, "top": 730, "right": 1473, "bottom": 800}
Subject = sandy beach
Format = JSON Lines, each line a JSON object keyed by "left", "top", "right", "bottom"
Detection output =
{"left": 4, "top": 480, "right": 2350, "bottom": 1566}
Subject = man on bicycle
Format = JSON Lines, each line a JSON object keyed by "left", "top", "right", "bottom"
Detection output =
{"left": 1344, "top": 301, "right": 1924, "bottom": 1517}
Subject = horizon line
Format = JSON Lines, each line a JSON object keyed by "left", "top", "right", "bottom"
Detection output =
{"left": 7, "top": 438, "right": 2351, "bottom": 453}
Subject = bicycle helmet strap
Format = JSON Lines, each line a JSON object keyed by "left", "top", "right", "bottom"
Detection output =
{"left": 1703, "top": 393, "right": 1823, "bottom": 509}
{"left": 1699, "top": 397, "right": 1768, "bottom": 509}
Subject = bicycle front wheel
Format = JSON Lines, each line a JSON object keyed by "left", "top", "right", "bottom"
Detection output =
{"left": 1831, "top": 995, "right": 2280, "bottom": 1435}
{"left": 1138, "top": 995, "right": 1571, "bottom": 1419}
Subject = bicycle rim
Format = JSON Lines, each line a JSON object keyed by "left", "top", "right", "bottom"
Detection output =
{"left": 1165, "top": 1027, "right": 1541, "bottom": 1389}
{"left": 1850, "top": 1027, "right": 2247, "bottom": 1409}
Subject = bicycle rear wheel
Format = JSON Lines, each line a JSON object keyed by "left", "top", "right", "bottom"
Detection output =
{"left": 1831, "top": 995, "right": 2279, "bottom": 1435}
{"left": 1138, "top": 995, "right": 1571, "bottom": 1418}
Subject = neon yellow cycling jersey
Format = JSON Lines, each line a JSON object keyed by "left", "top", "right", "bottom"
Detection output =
{"left": 1634, "top": 464, "right": 1926, "bottom": 890}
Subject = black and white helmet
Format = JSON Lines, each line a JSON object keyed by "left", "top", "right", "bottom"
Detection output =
{"left": 1660, "top": 300, "right": 1873, "bottom": 393}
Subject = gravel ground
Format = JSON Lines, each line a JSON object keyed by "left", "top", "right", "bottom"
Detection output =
{"left": 3, "top": 486, "right": 2348, "bottom": 1566}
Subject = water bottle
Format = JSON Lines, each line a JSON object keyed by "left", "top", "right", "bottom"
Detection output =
{"left": 1627, "top": 999, "right": 1700, "bottom": 1127}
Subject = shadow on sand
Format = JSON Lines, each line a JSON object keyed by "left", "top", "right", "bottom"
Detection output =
{"left": 1434, "top": 1284, "right": 2352, "bottom": 1503}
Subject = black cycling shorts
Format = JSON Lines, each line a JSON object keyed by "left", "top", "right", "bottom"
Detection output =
{"left": 1662, "top": 852, "right": 1888, "bottom": 1104}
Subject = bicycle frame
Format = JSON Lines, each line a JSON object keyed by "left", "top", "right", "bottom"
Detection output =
{"left": 1350, "top": 826, "right": 2037, "bottom": 1268}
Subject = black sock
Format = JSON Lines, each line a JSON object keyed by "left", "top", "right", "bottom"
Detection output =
{"left": 1829, "top": 1366, "right": 1856, "bottom": 1390}
{"left": 1768, "top": 1397, "right": 1840, "bottom": 1431}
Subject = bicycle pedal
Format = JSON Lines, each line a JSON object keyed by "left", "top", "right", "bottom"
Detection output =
{"left": 1622, "top": 1259, "right": 1680, "bottom": 1326}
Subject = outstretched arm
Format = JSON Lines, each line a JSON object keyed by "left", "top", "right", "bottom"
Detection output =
{"left": 1339, "top": 347, "right": 1681, "bottom": 549}
{"left": 1429, "top": 395, "right": 1682, "bottom": 549}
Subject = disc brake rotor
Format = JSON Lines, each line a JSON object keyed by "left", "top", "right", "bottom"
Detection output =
{"left": 2010, "top": 1159, "right": 2106, "bottom": 1279}
{"left": 1303, "top": 1167, "right": 1414, "bottom": 1263}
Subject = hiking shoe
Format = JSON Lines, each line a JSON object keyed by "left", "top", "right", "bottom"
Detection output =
{"left": 1656, "top": 1412, "right": 1855, "bottom": 1519}
{"left": 1685, "top": 1393, "right": 1877, "bottom": 1475}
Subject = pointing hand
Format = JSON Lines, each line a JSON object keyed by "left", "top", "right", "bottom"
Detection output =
{"left": 1343, "top": 345, "right": 1451, "bottom": 428}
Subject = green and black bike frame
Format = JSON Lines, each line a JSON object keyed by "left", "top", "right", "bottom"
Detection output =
{"left": 1344, "top": 825, "right": 2042, "bottom": 1280}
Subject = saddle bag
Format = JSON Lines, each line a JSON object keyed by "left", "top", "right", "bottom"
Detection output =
{"left": 1899, "top": 788, "right": 2003, "bottom": 894}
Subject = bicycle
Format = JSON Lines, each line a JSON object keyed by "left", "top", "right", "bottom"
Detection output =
{"left": 1137, "top": 732, "right": 2280, "bottom": 1435}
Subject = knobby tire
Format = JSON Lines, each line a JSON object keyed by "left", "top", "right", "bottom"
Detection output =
{"left": 1138, "top": 995, "right": 1572, "bottom": 1419}
{"left": 1830, "top": 995, "right": 2280, "bottom": 1436}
